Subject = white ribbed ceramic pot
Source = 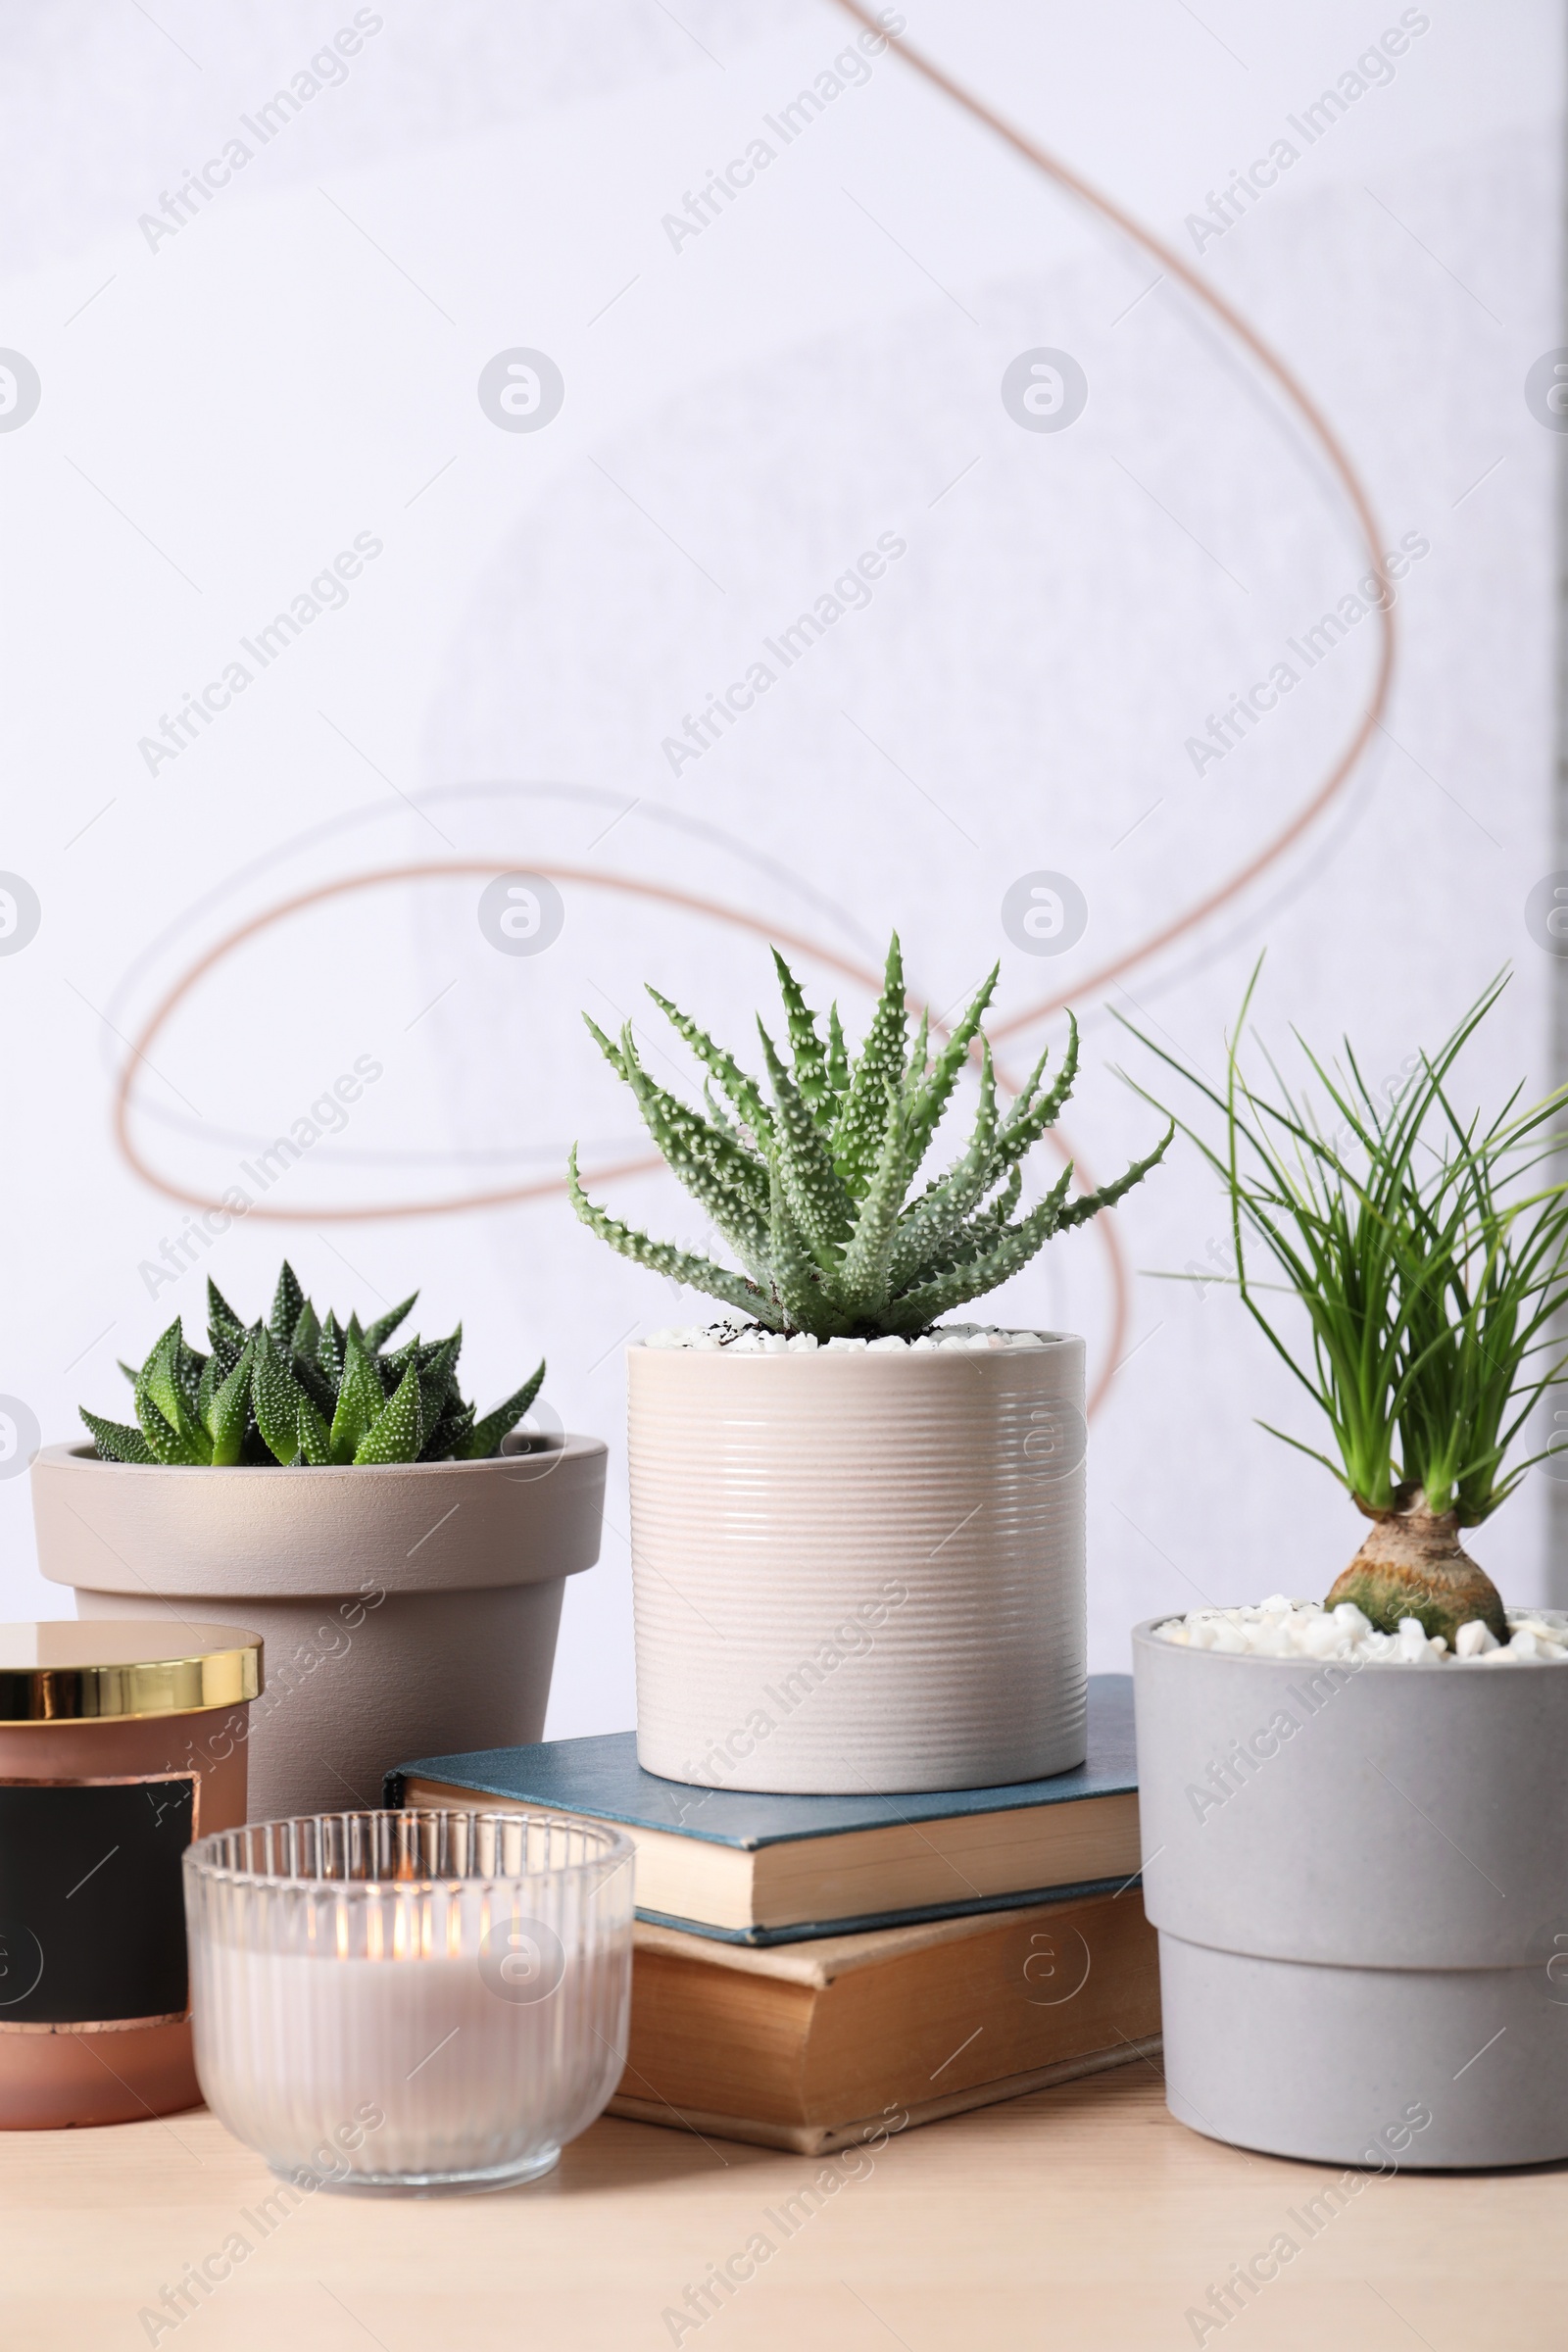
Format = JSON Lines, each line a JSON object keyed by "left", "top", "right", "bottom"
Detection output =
{"left": 31, "top": 1437, "right": 606, "bottom": 1823}
{"left": 627, "top": 1335, "right": 1087, "bottom": 1793}
{"left": 1133, "top": 1619, "right": 1568, "bottom": 2167}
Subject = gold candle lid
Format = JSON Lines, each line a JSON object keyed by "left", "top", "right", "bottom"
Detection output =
{"left": 0, "top": 1622, "right": 264, "bottom": 1722}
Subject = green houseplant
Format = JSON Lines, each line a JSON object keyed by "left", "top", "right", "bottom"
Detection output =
{"left": 79, "top": 1263, "right": 544, "bottom": 1469}
{"left": 32, "top": 1267, "right": 605, "bottom": 1822}
{"left": 1123, "top": 971, "right": 1568, "bottom": 2171}
{"left": 571, "top": 934, "right": 1171, "bottom": 1794}
{"left": 569, "top": 935, "right": 1170, "bottom": 1335}
{"left": 1123, "top": 968, "right": 1568, "bottom": 1645}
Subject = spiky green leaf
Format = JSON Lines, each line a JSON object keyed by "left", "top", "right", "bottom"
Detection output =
{"left": 353, "top": 1362, "right": 424, "bottom": 1464}
{"left": 80, "top": 1409, "right": 156, "bottom": 1465}
{"left": 461, "top": 1360, "right": 547, "bottom": 1458}
{"left": 834, "top": 935, "right": 907, "bottom": 1196}
{"left": 251, "top": 1329, "right": 305, "bottom": 1464}
{"left": 363, "top": 1293, "right": 417, "bottom": 1352}
{"left": 330, "top": 1331, "right": 387, "bottom": 1465}
{"left": 566, "top": 1148, "right": 783, "bottom": 1328}
{"left": 269, "top": 1262, "right": 306, "bottom": 1347}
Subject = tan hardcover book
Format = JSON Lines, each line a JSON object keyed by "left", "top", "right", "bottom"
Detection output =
{"left": 608, "top": 1886, "right": 1161, "bottom": 2153}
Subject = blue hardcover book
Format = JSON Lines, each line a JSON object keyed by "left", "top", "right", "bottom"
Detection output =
{"left": 388, "top": 1673, "right": 1140, "bottom": 1944}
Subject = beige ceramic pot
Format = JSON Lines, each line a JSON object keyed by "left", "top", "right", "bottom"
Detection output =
{"left": 627, "top": 1334, "right": 1087, "bottom": 1794}
{"left": 30, "top": 1436, "right": 606, "bottom": 1823}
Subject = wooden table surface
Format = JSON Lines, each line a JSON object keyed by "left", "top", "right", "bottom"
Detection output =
{"left": 6, "top": 2058, "right": 1566, "bottom": 2351}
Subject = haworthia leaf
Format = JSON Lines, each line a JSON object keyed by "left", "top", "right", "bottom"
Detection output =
{"left": 297, "top": 1390, "right": 334, "bottom": 1467}
{"left": 461, "top": 1360, "right": 547, "bottom": 1459}
{"left": 290, "top": 1299, "right": 321, "bottom": 1364}
{"left": 141, "top": 1324, "right": 205, "bottom": 1453}
{"left": 134, "top": 1376, "right": 206, "bottom": 1466}
{"left": 330, "top": 1332, "right": 388, "bottom": 1465}
{"left": 317, "top": 1310, "right": 347, "bottom": 1385}
{"left": 197, "top": 1336, "right": 236, "bottom": 1432}
{"left": 80, "top": 1409, "right": 156, "bottom": 1465}
{"left": 354, "top": 1362, "right": 424, "bottom": 1464}
{"left": 207, "top": 1278, "right": 245, "bottom": 1344}
{"left": 290, "top": 1349, "right": 338, "bottom": 1424}
{"left": 363, "top": 1293, "right": 417, "bottom": 1353}
{"left": 251, "top": 1330, "right": 305, "bottom": 1464}
{"left": 270, "top": 1262, "right": 306, "bottom": 1348}
{"left": 208, "top": 1342, "right": 254, "bottom": 1467}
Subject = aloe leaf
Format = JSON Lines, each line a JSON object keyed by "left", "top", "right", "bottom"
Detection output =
{"left": 354, "top": 1362, "right": 424, "bottom": 1464}
{"left": 251, "top": 1330, "right": 305, "bottom": 1464}
{"left": 836, "top": 1088, "right": 911, "bottom": 1316}
{"left": 834, "top": 936, "right": 908, "bottom": 1197}
{"left": 771, "top": 950, "right": 834, "bottom": 1129}
{"left": 616, "top": 1026, "right": 770, "bottom": 1269}
{"left": 363, "top": 1293, "right": 417, "bottom": 1353}
{"left": 646, "top": 987, "right": 774, "bottom": 1143}
{"left": 330, "top": 1332, "right": 389, "bottom": 1465}
{"left": 905, "top": 964, "right": 1000, "bottom": 1167}
{"left": 826, "top": 1004, "right": 851, "bottom": 1100}
{"left": 758, "top": 1023, "right": 855, "bottom": 1265}
{"left": 763, "top": 1161, "right": 847, "bottom": 1335}
{"left": 883, "top": 1168, "right": 1076, "bottom": 1332}
{"left": 460, "top": 1361, "right": 547, "bottom": 1458}
{"left": 566, "top": 1147, "right": 784, "bottom": 1327}
{"left": 269, "top": 1262, "right": 306, "bottom": 1347}
{"left": 80, "top": 1409, "right": 156, "bottom": 1465}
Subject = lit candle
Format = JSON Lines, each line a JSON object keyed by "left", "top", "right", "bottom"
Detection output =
{"left": 185, "top": 1813, "right": 633, "bottom": 2190}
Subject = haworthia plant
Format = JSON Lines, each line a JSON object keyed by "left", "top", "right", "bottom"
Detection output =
{"left": 81, "top": 1264, "right": 545, "bottom": 1468}
{"left": 568, "top": 935, "right": 1171, "bottom": 1339}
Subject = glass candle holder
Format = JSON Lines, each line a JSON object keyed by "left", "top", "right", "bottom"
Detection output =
{"left": 184, "top": 1809, "right": 634, "bottom": 2193}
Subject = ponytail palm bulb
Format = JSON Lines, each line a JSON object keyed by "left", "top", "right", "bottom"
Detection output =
{"left": 1124, "top": 971, "right": 1568, "bottom": 1646}
{"left": 568, "top": 935, "right": 1171, "bottom": 1340}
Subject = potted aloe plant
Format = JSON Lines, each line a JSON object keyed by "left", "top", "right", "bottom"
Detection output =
{"left": 569, "top": 935, "right": 1169, "bottom": 1793}
{"left": 1123, "top": 972, "right": 1568, "bottom": 2169}
{"left": 31, "top": 1267, "right": 606, "bottom": 1822}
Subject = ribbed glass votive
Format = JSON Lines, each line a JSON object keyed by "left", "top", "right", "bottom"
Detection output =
{"left": 184, "top": 1810, "right": 634, "bottom": 2192}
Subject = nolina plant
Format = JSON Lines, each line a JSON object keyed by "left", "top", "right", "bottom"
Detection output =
{"left": 81, "top": 1264, "right": 544, "bottom": 1467}
{"left": 1123, "top": 970, "right": 1568, "bottom": 1645}
{"left": 568, "top": 935, "right": 1170, "bottom": 1339}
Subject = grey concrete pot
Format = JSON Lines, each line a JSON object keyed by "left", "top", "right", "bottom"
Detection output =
{"left": 629, "top": 1335, "right": 1087, "bottom": 1793}
{"left": 1132, "top": 1618, "right": 1568, "bottom": 2167}
{"left": 31, "top": 1436, "right": 606, "bottom": 1824}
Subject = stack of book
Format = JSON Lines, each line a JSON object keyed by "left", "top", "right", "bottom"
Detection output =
{"left": 388, "top": 1675, "right": 1158, "bottom": 2152}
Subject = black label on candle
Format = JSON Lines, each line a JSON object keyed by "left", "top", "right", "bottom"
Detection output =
{"left": 0, "top": 1777, "right": 196, "bottom": 2026}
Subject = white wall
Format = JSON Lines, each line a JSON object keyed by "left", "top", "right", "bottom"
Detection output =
{"left": 0, "top": 0, "right": 1559, "bottom": 1737}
